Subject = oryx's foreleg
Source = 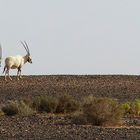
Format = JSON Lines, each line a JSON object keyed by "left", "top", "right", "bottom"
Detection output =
{"left": 17, "top": 67, "right": 22, "bottom": 80}
{"left": 17, "top": 67, "right": 21, "bottom": 80}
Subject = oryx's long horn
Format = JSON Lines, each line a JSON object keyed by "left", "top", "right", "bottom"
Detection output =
{"left": 20, "top": 41, "right": 29, "bottom": 54}
{"left": 24, "top": 41, "right": 30, "bottom": 55}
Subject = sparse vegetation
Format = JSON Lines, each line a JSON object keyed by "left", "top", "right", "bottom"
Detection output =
{"left": 122, "top": 99, "right": 140, "bottom": 117}
{"left": 129, "top": 99, "right": 140, "bottom": 116}
{"left": 1, "top": 95, "right": 140, "bottom": 127}
{"left": 2, "top": 100, "right": 34, "bottom": 116}
{"left": 72, "top": 111, "right": 88, "bottom": 125}
{"left": 2, "top": 101, "right": 19, "bottom": 116}
{"left": 18, "top": 101, "right": 34, "bottom": 116}
{"left": 32, "top": 96, "right": 58, "bottom": 113}
{"left": 121, "top": 102, "right": 131, "bottom": 116}
{"left": 56, "top": 95, "right": 80, "bottom": 113}
{"left": 81, "top": 96, "right": 123, "bottom": 126}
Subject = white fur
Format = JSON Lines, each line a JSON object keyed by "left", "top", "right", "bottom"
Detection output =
{"left": 5, "top": 55, "right": 24, "bottom": 68}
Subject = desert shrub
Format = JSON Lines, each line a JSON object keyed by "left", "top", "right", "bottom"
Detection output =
{"left": 72, "top": 111, "right": 88, "bottom": 125}
{"left": 32, "top": 96, "right": 58, "bottom": 113}
{"left": 2, "top": 100, "right": 34, "bottom": 116}
{"left": 121, "top": 102, "right": 131, "bottom": 116}
{"left": 122, "top": 100, "right": 140, "bottom": 116}
{"left": 82, "top": 96, "right": 123, "bottom": 126}
{"left": 56, "top": 95, "right": 80, "bottom": 113}
{"left": 82, "top": 95, "right": 96, "bottom": 105}
{"left": 129, "top": 99, "right": 140, "bottom": 116}
{"left": 18, "top": 101, "right": 34, "bottom": 116}
{"left": 2, "top": 101, "right": 19, "bottom": 116}
{"left": 22, "top": 97, "right": 32, "bottom": 107}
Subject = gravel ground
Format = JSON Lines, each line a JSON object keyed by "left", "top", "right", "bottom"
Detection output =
{"left": 0, "top": 115, "right": 140, "bottom": 140}
{"left": 0, "top": 75, "right": 140, "bottom": 102}
{"left": 0, "top": 75, "right": 140, "bottom": 139}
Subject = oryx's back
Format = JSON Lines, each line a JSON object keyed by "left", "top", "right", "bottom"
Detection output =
{"left": 5, "top": 55, "right": 23, "bottom": 69}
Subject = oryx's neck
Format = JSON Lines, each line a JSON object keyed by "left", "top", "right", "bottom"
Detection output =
{"left": 23, "top": 55, "right": 29, "bottom": 64}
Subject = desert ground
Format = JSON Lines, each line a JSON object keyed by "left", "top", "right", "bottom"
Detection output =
{"left": 0, "top": 75, "right": 140, "bottom": 139}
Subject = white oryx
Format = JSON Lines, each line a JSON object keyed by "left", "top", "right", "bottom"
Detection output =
{"left": 3, "top": 41, "right": 32, "bottom": 81}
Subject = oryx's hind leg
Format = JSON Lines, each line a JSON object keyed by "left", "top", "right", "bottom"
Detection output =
{"left": 5, "top": 69, "right": 12, "bottom": 81}
{"left": 6, "top": 68, "right": 12, "bottom": 81}
{"left": 4, "top": 68, "right": 7, "bottom": 81}
{"left": 3, "top": 66, "right": 7, "bottom": 81}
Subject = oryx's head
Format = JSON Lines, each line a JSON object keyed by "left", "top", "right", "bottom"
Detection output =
{"left": 21, "top": 41, "right": 32, "bottom": 64}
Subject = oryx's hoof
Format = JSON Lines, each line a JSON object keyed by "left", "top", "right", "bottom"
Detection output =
{"left": 9, "top": 78, "right": 12, "bottom": 81}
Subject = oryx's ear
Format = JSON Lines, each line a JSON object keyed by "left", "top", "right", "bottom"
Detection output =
{"left": 0, "top": 44, "right": 2, "bottom": 67}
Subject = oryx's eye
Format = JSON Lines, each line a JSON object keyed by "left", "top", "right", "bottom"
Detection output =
{"left": 27, "top": 57, "right": 32, "bottom": 63}
{"left": 27, "top": 57, "right": 30, "bottom": 61}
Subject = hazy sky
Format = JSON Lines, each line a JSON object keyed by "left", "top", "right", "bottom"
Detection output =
{"left": 0, "top": 0, "right": 140, "bottom": 75}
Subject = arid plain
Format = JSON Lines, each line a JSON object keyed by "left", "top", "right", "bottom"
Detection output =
{"left": 0, "top": 75, "right": 140, "bottom": 139}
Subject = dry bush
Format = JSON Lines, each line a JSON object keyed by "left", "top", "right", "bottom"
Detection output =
{"left": 130, "top": 99, "right": 140, "bottom": 116}
{"left": 22, "top": 97, "right": 33, "bottom": 107}
{"left": 32, "top": 96, "right": 58, "bottom": 113}
{"left": 2, "top": 101, "right": 19, "bottom": 116}
{"left": 72, "top": 111, "right": 87, "bottom": 125}
{"left": 18, "top": 101, "right": 34, "bottom": 116}
{"left": 82, "top": 96, "right": 123, "bottom": 126}
{"left": 56, "top": 95, "right": 80, "bottom": 114}
{"left": 121, "top": 102, "right": 131, "bottom": 116}
{"left": 2, "top": 100, "right": 34, "bottom": 116}
{"left": 122, "top": 99, "right": 140, "bottom": 116}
